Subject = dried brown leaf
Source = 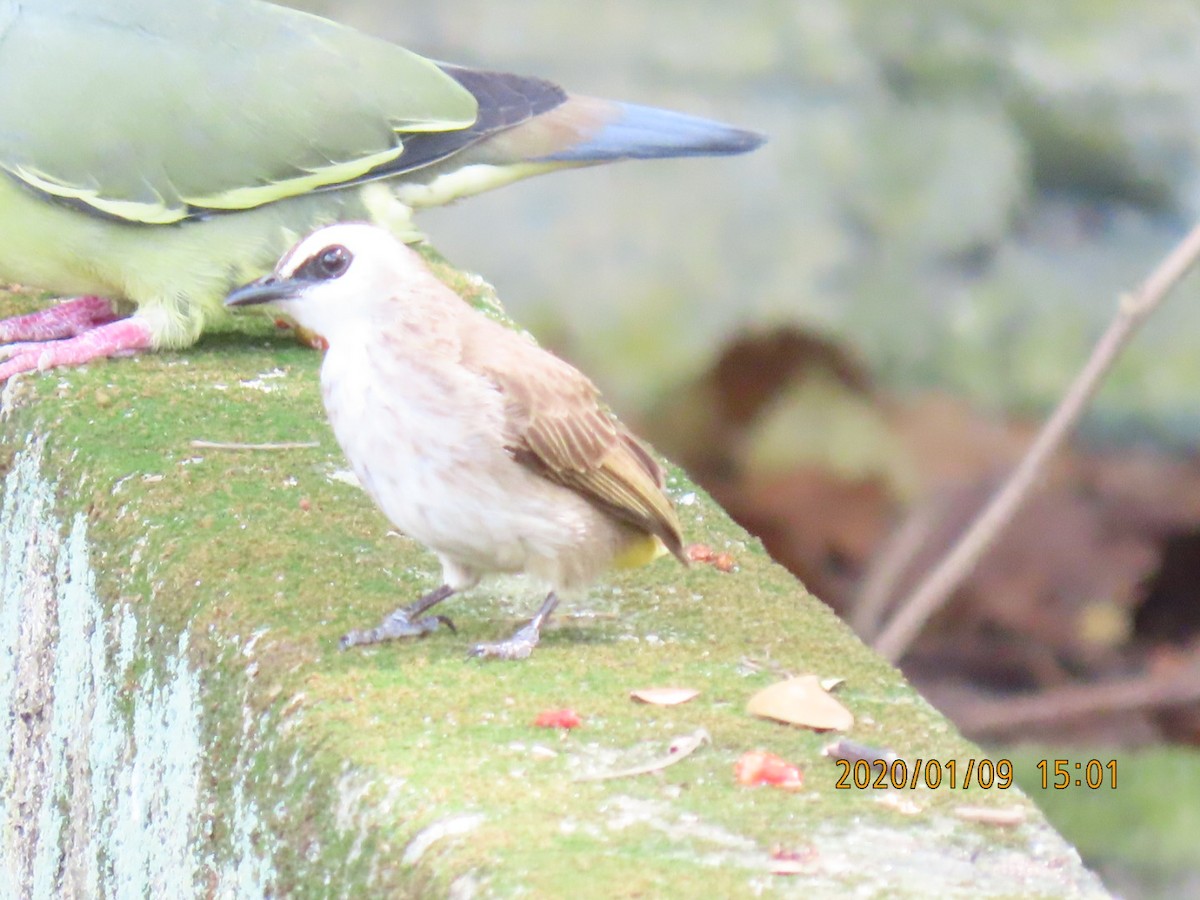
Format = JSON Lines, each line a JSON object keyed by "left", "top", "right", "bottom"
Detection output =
{"left": 630, "top": 687, "right": 700, "bottom": 706}
{"left": 747, "top": 675, "right": 854, "bottom": 731}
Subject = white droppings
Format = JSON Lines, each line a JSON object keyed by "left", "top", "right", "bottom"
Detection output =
{"left": 236, "top": 375, "right": 283, "bottom": 394}
{"left": 327, "top": 467, "right": 362, "bottom": 488}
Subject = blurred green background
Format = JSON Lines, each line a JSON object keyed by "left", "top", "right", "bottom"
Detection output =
{"left": 295, "top": 0, "right": 1200, "bottom": 442}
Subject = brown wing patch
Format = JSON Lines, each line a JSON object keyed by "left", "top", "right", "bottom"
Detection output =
{"left": 474, "top": 333, "right": 684, "bottom": 562}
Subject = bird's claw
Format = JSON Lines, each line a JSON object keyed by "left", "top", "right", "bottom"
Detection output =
{"left": 339, "top": 611, "right": 455, "bottom": 650}
{"left": 0, "top": 342, "right": 33, "bottom": 361}
{"left": 467, "top": 623, "right": 541, "bottom": 661}
{"left": 0, "top": 317, "right": 153, "bottom": 382}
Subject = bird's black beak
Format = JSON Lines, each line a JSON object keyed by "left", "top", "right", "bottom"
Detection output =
{"left": 225, "top": 275, "right": 298, "bottom": 308}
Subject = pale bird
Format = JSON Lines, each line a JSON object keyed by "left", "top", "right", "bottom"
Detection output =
{"left": 225, "top": 223, "right": 687, "bottom": 659}
{"left": 0, "top": 0, "right": 762, "bottom": 382}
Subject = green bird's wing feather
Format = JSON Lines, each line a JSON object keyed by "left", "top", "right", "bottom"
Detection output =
{"left": 0, "top": 0, "right": 480, "bottom": 224}
{"left": 473, "top": 332, "right": 685, "bottom": 561}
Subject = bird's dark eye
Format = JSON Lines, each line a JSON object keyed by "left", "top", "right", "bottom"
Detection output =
{"left": 297, "top": 244, "right": 352, "bottom": 281}
{"left": 317, "top": 245, "right": 351, "bottom": 278}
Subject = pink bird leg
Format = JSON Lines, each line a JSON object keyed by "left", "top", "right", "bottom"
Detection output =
{"left": 0, "top": 316, "right": 154, "bottom": 382}
{"left": 0, "top": 295, "right": 118, "bottom": 343}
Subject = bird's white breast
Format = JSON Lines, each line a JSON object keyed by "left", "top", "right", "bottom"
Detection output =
{"left": 318, "top": 330, "right": 603, "bottom": 585}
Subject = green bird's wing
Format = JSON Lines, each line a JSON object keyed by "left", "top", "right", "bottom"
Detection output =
{"left": 473, "top": 331, "right": 686, "bottom": 562}
{"left": 0, "top": 0, "right": 480, "bottom": 224}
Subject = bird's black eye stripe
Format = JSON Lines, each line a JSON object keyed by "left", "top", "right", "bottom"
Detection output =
{"left": 295, "top": 244, "right": 353, "bottom": 281}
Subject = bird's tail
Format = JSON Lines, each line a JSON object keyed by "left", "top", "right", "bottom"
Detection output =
{"left": 533, "top": 100, "right": 765, "bottom": 163}
{"left": 436, "top": 67, "right": 763, "bottom": 166}
{"left": 390, "top": 70, "right": 763, "bottom": 208}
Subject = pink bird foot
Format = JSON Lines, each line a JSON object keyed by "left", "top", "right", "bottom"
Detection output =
{"left": 0, "top": 295, "right": 118, "bottom": 343}
{"left": 0, "top": 316, "right": 154, "bottom": 382}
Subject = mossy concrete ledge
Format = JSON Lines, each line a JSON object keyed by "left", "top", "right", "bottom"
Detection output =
{"left": 0, "top": 272, "right": 1105, "bottom": 898}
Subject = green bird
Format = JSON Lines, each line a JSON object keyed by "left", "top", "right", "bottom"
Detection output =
{"left": 0, "top": 0, "right": 762, "bottom": 381}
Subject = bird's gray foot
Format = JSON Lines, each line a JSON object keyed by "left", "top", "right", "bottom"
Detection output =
{"left": 467, "top": 591, "right": 560, "bottom": 661}
{"left": 468, "top": 621, "right": 542, "bottom": 660}
{"left": 340, "top": 612, "right": 454, "bottom": 649}
{"left": 339, "top": 583, "right": 457, "bottom": 650}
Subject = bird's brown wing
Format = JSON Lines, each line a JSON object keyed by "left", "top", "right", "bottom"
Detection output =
{"left": 472, "top": 332, "right": 685, "bottom": 562}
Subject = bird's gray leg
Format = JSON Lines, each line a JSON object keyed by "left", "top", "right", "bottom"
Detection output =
{"left": 340, "top": 583, "right": 457, "bottom": 650}
{"left": 468, "top": 592, "right": 560, "bottom": 661}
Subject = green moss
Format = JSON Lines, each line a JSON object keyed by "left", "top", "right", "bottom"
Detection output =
{"left": 1, "top": 279, "right": 1099, "bottom": 895}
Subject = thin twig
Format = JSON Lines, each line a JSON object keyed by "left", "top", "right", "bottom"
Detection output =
{"left": 874, "top": 222, "right": 1200, "bottom": 662}
{"left": 851, "top": 496, "right": 944, "bottom": 638}
{"left": 954, "top": 662, "right": 1200, "bottom": 735}
{"left": 189, "top": 439, "right": 319, "bottom": 451}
